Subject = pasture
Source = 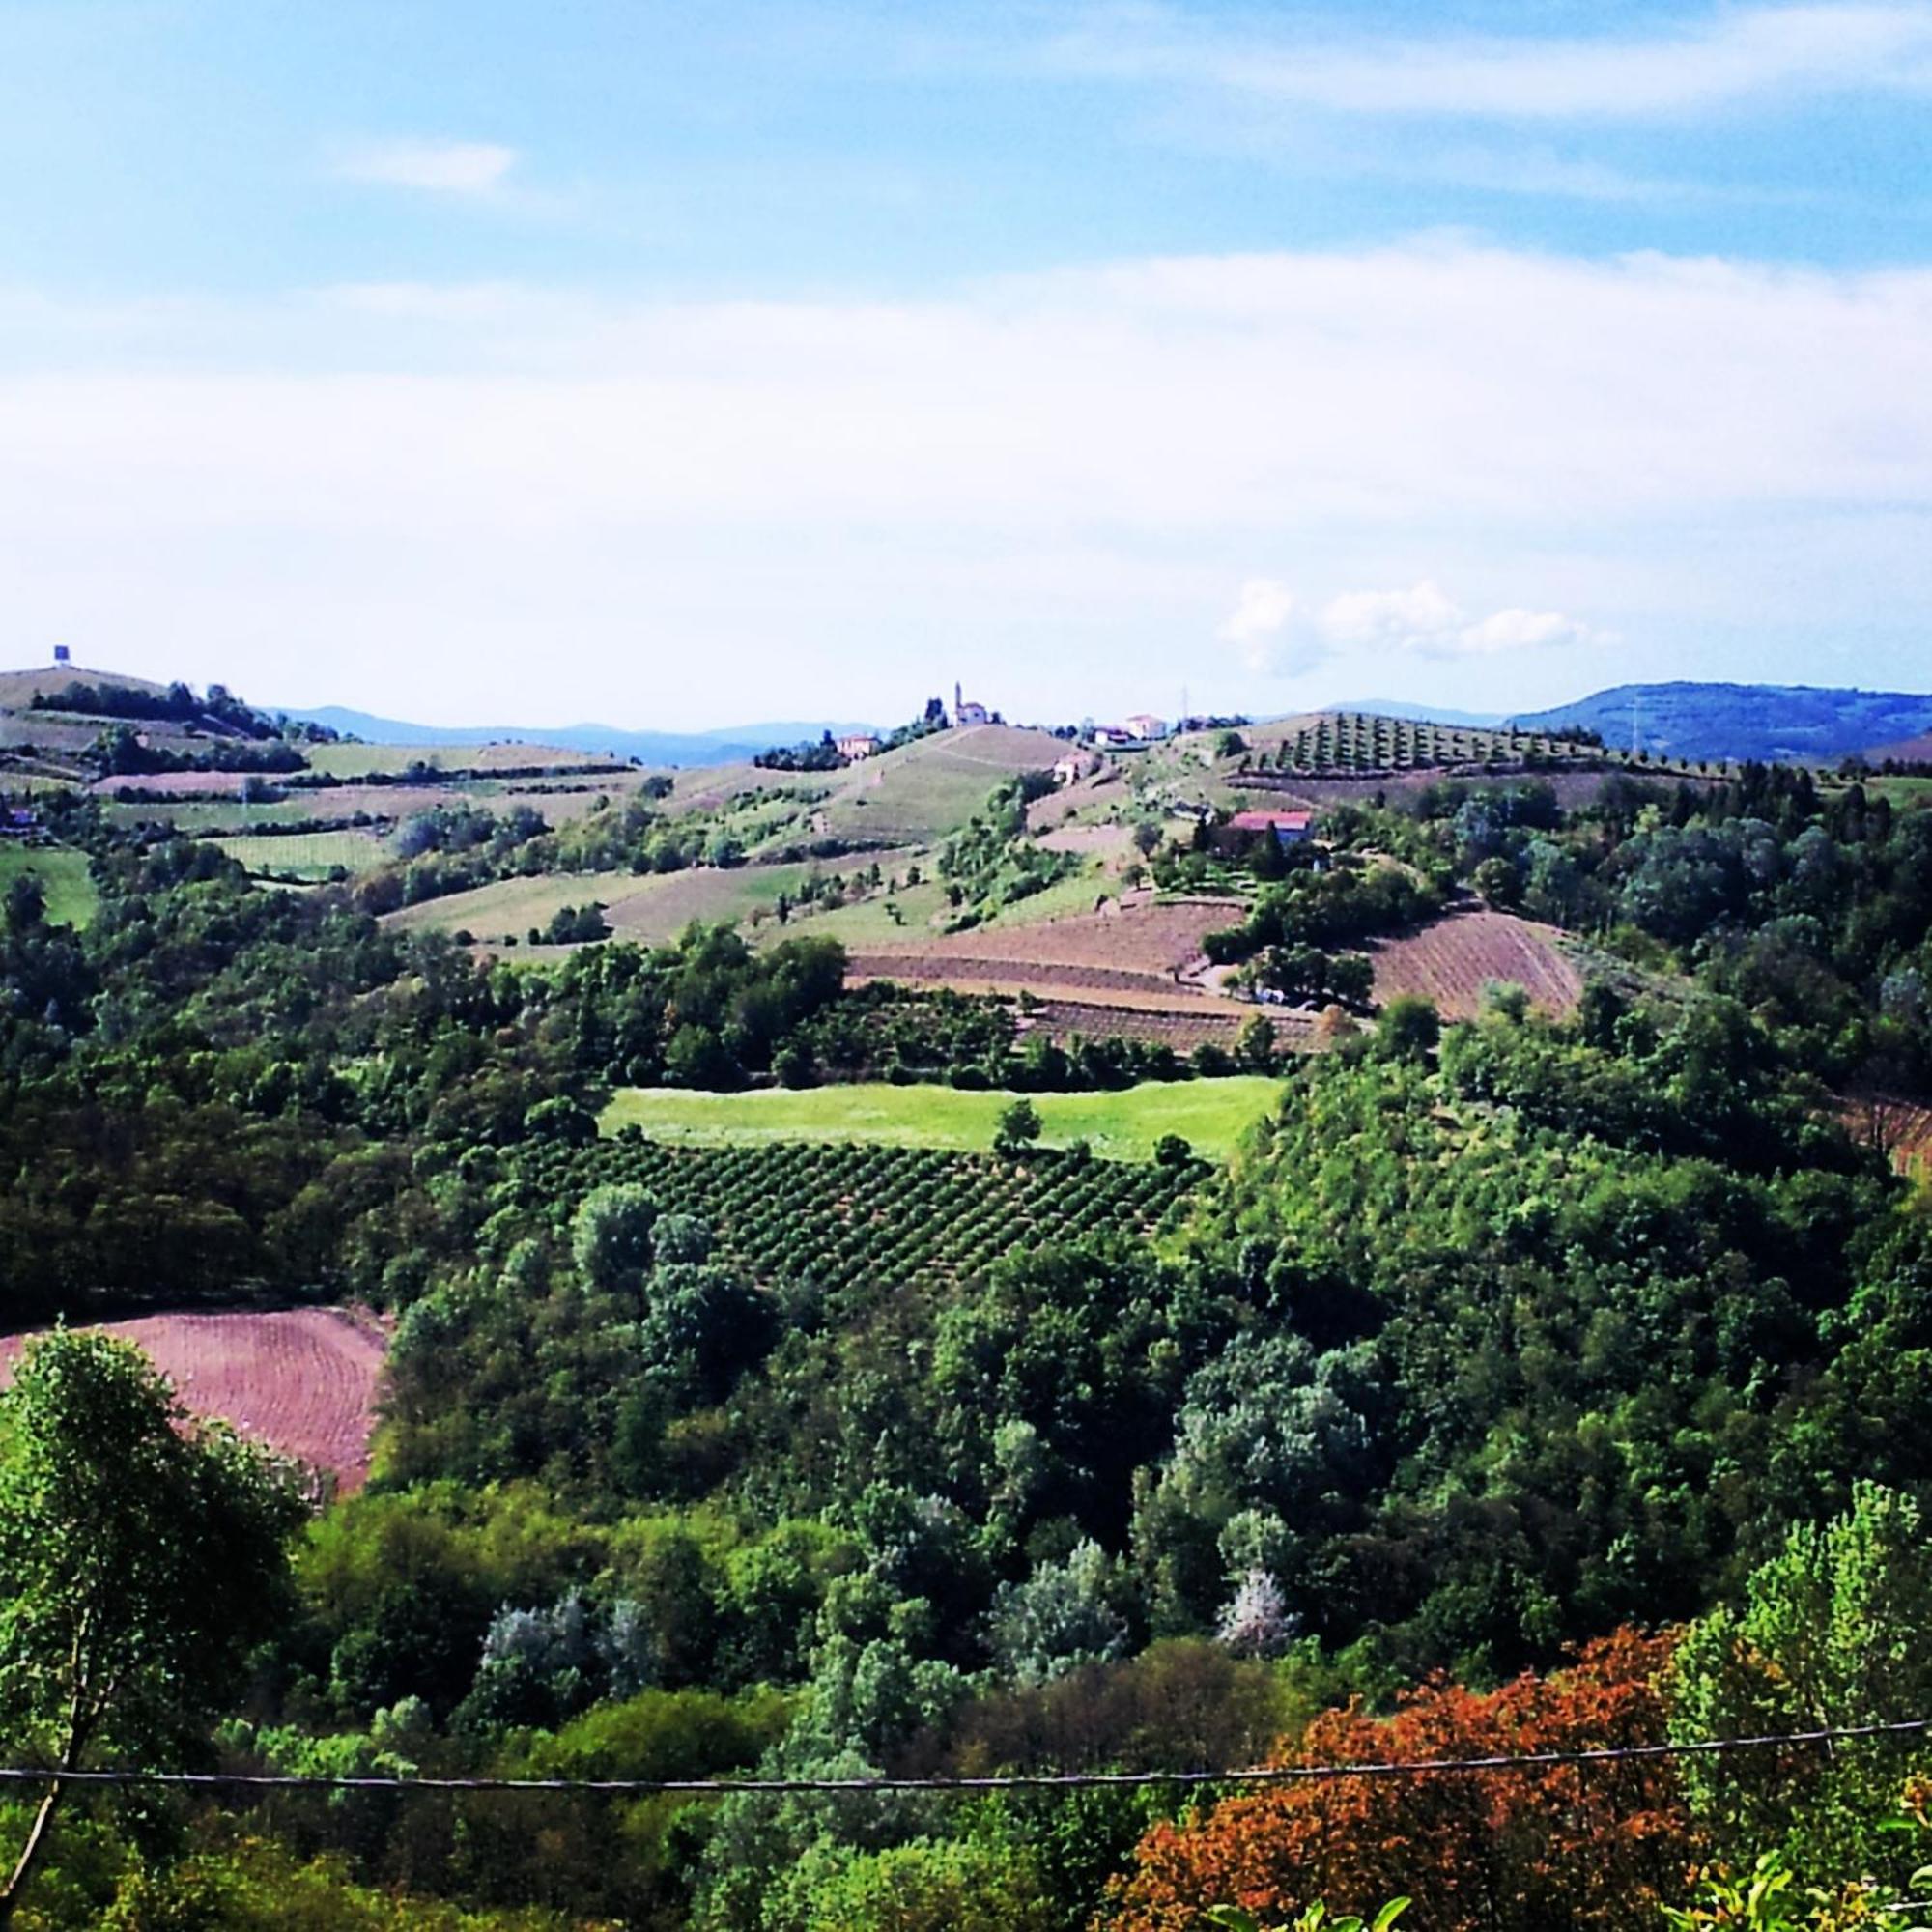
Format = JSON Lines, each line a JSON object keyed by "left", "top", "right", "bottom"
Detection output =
{"left": 302, "top": 740, "right": 624, "bottom": 779}
{"left": 0, "top": 844, "right": 99, "bottom": 928}
{"left": 210, "top": 829, "right": 389, "bottom": 878}
{"left": 384, "top": 870, "right": 622, "bottom": 941}
{"left": 384, "top": 863, "right": 816, "bottom": 946}
{"left": 600, "top": 1073, "right": 1284, "bottom": 1163}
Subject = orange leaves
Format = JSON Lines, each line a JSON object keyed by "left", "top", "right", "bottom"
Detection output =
{"left": 1103, "top": 1629, "right": 1699, "bottom": 1932}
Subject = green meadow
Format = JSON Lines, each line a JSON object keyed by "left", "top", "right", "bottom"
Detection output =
{"left": 0, "top": 844, "right": 99, "bottom": 929}
{"left": 600, "top": 1073, "right": 1284, "bottom": 1163}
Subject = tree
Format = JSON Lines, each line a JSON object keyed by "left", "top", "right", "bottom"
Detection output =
{"left": 571, "top": 1184, "right": 659, "bottom": 1298}
{"left": 0, "top": 1330, "right": 304, "bottom": 1925}
{"left": 2, "top": 872, "right": 44, "bottom": 932}
{"left": 1669, "top": 1484, "right": 1932, "bottom": 1885}
{"left": 1236, "top": 1014, "right": 1278, "bottom": 1073}
{"left": 1215, "top": 1569, "right": 1296, "bottom": 1660}
{"left": 995, "top": 1096, "right": 1043, "bottom": 1157}
{"left": 1106, "top": 1630, "right": 1692, "bottom": 1932}
{"left": 1372, "top": 995, "right": 1439, "bottom": 1061}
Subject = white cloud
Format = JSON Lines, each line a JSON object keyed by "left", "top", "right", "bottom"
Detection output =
{"left": 1318, "top": 580, "right": 1465, "bottom": 652}
{"left": 1222, "top": 578, "right": 1607, "bottom": 677}
{"left": 1457, "top": 607, "right": 1608, "bottom": 654}
{"left": 1219, "top": 578, "right": 1300, "bottom": 670}
{"left": 334, "top": 139, "right": 518, "bottom": 195}
{"left": 1043, "top": 3, "right": 1932, "bottom": 122}
{"left": 0, "top": 240, "right": 1929, "bottom": 719}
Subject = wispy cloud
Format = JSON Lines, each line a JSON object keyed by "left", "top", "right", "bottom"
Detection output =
{"left": 1045, "top": 3, "right": 1932, "bottom": 121}
{"left": 333, "top": 138, "right": 519, "bottom": 195}
{"left": 1223, "top": 578, "right": 1609, "bottom": 676}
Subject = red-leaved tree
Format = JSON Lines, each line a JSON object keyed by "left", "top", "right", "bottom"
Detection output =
{"left": 1102, "top": 1629, "right": 1698, "bottom": 1932}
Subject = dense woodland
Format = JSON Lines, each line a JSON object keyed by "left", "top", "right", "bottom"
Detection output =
{"left": 3, "top": 760, "right": 1932, "bottom": 1927}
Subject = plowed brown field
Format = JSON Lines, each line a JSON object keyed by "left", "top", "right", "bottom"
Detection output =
{"left": 1368, "top": 910, "right": 1583, "bottom": 1020}
{"left": 0, "top": 1307, "right": 386, "bottom": 1492}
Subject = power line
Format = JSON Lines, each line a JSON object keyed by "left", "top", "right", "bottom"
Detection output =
{"left": 0, "top": 1716, "right": 1925, "bottom": 1799}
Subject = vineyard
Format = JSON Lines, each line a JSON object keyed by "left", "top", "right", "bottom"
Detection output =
{"left": 1247, "top": 713, "right": 1604, "bottom": 776}
{"left": 509, "top": 1138, "right": 1211, "bottom": 1291}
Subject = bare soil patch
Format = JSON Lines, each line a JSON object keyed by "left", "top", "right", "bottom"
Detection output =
{"left": 1368, "top": 909, "right": 1583, "bottom": 1020}
{"left": 0, "top": 1306, "right": 386, "bottom": 1492}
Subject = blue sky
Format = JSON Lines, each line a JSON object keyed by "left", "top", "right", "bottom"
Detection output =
{"left": 2, "top": 1, "right": 1930, "bottom": 726}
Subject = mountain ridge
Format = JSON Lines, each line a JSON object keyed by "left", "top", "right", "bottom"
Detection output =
{"left": 1504, "top": 680, "right": 1932, "bottom": 764}
{"left": 280, "top": 705, "right": 884, "bottom": 768}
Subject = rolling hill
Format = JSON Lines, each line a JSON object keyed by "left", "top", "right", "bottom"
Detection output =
{"left": 1508, "top": 681, "right": 1932, "bottom": 765}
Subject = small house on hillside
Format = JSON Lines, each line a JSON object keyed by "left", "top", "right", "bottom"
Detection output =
{"left": 836, "top": 734, "right": 881, "bottom": 760}
{"left": 1052, "top": 750, "right": 1100, "bottom": 786}
{"left": 1230, "top": 809, "right": 1313, "bottom": 849}
{"left": 952, "top": 682, "right": 990, "bottom": 728}
{"left": 1123, "top": 713, "right": 1168, "bottom": 741}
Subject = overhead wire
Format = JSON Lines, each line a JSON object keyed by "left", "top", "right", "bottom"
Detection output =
{"left": 0, "top": 1714, "right": 1924, "bottom": 1798}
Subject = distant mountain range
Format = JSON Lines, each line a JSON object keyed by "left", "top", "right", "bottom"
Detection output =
{"left": 281, "top": 680, "right": 1932, "bottom": 770}
{"left": 1502, "top": 682, "right": 1932, "bottom": 765}
{"left": 1330, "top": 698, "right": 1508, "bottom": 728}
{"left": 282, "top": 706, "right": 882, "bottom": 769}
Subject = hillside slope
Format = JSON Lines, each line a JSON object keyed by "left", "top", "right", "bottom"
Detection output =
{"left": 1510, "top": 681, "right": 1932, "bottom": 764}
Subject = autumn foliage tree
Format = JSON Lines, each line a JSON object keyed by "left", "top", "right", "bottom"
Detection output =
{"left": 1102, "top": 1629, "right": 1697, "bottom": 1932}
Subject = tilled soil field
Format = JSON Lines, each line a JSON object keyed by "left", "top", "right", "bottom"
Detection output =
{"left": 0, "top": 1306, "right": 386, "bottom": 1492}
{"left": 1368, "top": 910, "right": 1583, "bottom": 1020}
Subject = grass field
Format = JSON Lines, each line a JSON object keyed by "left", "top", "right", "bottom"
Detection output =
{"left": 816, "top": 724, "right": 1064, "bottom": 844}
{"left": 606, "top": 863, "right": 812, "bottom": 943}
{"left": 0, "top": 845, "right": 99, "bottom": 928}
{"left": 103, "top": 796, "right": 400, "bottom": 833}
{"left": 774, "top": 880, "right": 954, "bottom": 947}
{"left": 600, "top": 1074, "right": 1284, "bottom": 1162}
{"left": 773, "top": 861, "right": 1109, "bottom": 951}
{"left": 209, "top": 829, "right": 389, "bottom": 878}
{"left": 302, "top": 741, "right": 624, "bottom": 779}
{"left": 383, "top": 871, "right": 622, "bottom": 940}
{"left": 384, "top": 863, "right": 817, "bottom": 946}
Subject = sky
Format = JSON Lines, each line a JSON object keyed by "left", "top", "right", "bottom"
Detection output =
{"left": 1, "top": 2, "right": 1930, "bottom": 729}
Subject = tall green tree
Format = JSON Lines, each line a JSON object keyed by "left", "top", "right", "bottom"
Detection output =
{"left": 1669, "top": 1482, "right": 1932, "bottom": 1885}
{"left": 0, "top": 1330, "right": 304, "bottom": 1925}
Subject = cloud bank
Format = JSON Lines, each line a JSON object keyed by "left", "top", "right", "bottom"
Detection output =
{"left": 0, "top": 239, "right": 1928, "bottom": 720}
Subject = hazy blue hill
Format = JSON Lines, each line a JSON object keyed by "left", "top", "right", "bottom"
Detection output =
{"left": 1327, "top": 697, "right": 1507, "bottom": 727}
{"left": 1507, "top": 681, "right": 1932, "bottom": 764}
{"left": 283, "top": 706, "right": 881, "bottom": 768}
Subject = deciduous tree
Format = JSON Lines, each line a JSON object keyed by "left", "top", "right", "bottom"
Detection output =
{"left": 0, "top": 1330, "right": 304, "bottom": 1926}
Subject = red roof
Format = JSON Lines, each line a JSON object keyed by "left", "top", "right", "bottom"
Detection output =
{"left": 1231, "top": 810, "right": 1312, "bottom": 831}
